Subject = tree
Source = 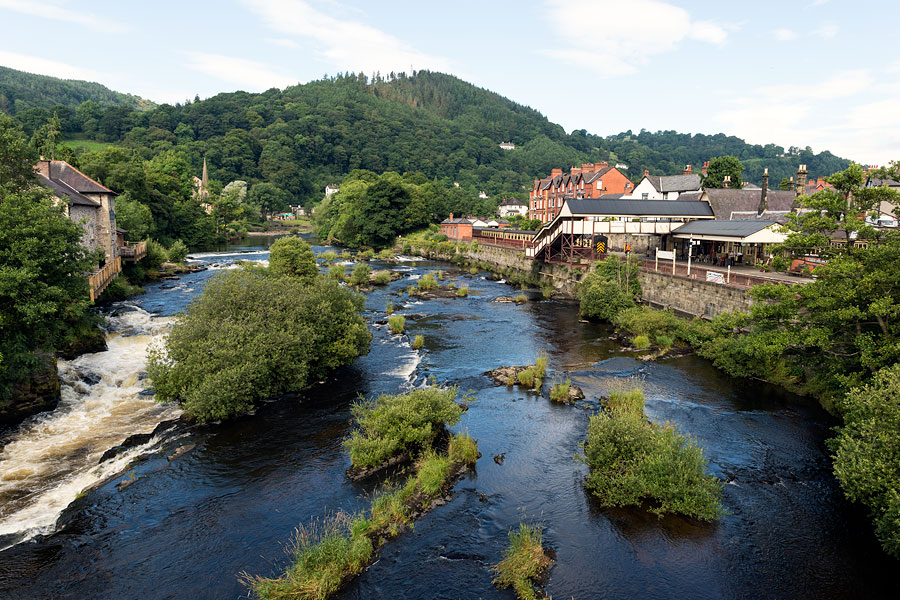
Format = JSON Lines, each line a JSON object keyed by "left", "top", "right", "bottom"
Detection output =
{"left": 779, "top": 177, "right": 793, "bottom": 191}
{"left": 114, "top": 191, "right": 154, "bottom": 241}
{"left": 0, "top": 187, "right": 95, "bottom": 398}
{"left": 268, "top": 236, "right": 317, "bottom": 281}
{"left": 29, "top": 113, "right": 61, "bottom": 160}
{"left": 357, "top": 177, "right": 410, "bottom": 248}
{"left": 147, "top": 269, "right": 371, "bottom": 422}
{"left": 702, "top": 156, "right": 744, "bottom": 189}
{"left": 0, "top": 113, "right": 38, "bottom": 193}
{"left": 248, "top": 182, "right": 290, "bottom": 218}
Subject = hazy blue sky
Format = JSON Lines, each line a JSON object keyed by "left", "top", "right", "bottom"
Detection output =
{"left": 0, "top": 0, "right": 896, "bottom": 164}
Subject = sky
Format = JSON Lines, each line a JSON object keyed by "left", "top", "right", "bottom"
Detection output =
{"left": 0, "top": 0, "right": 897, "bottom": 165}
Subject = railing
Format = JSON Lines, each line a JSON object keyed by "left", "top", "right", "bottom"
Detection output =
{"left": 471, "top": 230, "right": 535, "bottom": 250}
{"left": 88, "top": 256, "right": 122, "bottom": 302}
{"left": 119, "top": 240, "right": 147, "bottom": 262}
{"left": 636, "top": 258, "right": 796, "bottom": 290}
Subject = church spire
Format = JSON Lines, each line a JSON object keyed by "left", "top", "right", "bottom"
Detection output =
{"left": 201, "top": 156, "right": 208, "bottom": 189}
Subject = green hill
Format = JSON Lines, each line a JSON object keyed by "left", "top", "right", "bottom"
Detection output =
{"left": 7, "top": 69, "right": 851, "bottom": 201}
{"left": 0, "top": 64, "right": 155, "bottom": 114}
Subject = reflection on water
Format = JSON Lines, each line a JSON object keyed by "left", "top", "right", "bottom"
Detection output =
{"left": 0, "top": 241, "right": 895, "bottom": 599}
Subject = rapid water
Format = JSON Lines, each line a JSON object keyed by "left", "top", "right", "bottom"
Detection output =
{"left": 0, "top": 239, "right": 895, "bottom": 598}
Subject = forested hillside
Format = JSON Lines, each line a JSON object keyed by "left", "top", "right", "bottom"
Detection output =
{"left": 0, "top": 65, "right": 154, "bottom": 115}
{"left": 4, "top": 68, "right": 851, "bottom": 205}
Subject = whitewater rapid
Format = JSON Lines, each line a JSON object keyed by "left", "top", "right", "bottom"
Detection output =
{"left": 0, "top": 307, "right": 180, "bottom": 549}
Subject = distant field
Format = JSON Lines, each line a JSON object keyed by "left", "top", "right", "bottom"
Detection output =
{"left": 61, "top": 138, "right": 114, "bottom": 152}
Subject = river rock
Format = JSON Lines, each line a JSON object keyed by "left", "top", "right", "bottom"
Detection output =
{"left": 167, "top": 444, "right": 196, "bottom": 462}
{"left": 492, "top": 296, "right": 516, "bottom": 303}
{"left": 98, "top": 419, "right": 180, "bottom": 464}
{"left": 0, "top": 357, "right": 61, "bottom": 428}
{"left": 569, "top": 385, "right": 585, "bottom": 401}
{"left": 57, "top": 325, "right": 107, "bottom": 360}
{"left": 493, "top": 453, "right": 505, "bottom": 465}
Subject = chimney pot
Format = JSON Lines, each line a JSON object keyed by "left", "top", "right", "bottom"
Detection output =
{"left": 644, "top": 169, "right": 649, "bottom": 177}
{"left": 723, "top": 175, "right": 732, "bottom": 189}
{"left": 683, "top": 164, "right": 692, "bottom": 175}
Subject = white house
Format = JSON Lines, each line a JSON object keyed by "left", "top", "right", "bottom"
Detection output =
{"left": 498, "top": 198, "right": 528, "bottom": 218}
{"left": 499, "top": 142, "right": 516, "bottom": 150}
{"left": 325, "top": 184, "right": 340, "bottom": 198}
{"left": 630, "top": 171, "right": 702, "bottom": 200}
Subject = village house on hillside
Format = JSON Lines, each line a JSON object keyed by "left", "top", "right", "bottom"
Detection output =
{"left": 35, "top": 159, "right": 118, "bottom": 262}
{"left": 498, "top": 198, "right": 528, "bottom": 218}
{"left": 530, "top": 161, "right": 633, "bottom": 223}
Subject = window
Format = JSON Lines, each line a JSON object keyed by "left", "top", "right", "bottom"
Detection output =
{"left": 641, "top": 193, "right": 649, "bottom": 200}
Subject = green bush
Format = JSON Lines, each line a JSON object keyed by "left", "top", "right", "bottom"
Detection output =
{"left": 269, "top": 237, "right": 318, "bottom": 281}
{"left": 830, "top": 365, "right": 900, "bottom": 558}
{"left": 341, "top": 250, "right": 352, "bottom": 260}
{"left": 412, "top": 334, "right": 424, "bottom": 350}
{"left": 578, "top": 275, "right": 635, "bottom": 321}
{"left": 549, "top": 380, "right": 571, "bottom": 403}
{"left": 771, "top": 255, "right": 790, "bottom": 272}
{"left": 401, "top": 243, "right": 412, "bottom": 255}
{"left": 633, "top": 335, "right": 650, "bottom": 349}
{"left": 456, "top": 286, "right": 469, "bottom": 297}
{"left": 248, "top": 512, "right": 373, "bottom": 600}
{"left": 147, "top": 270, "right": 370, "bottom": 422}
{"left": 343, "top": 386, "right": 464, "bottom": 468}
{"left": 491, "top": 523, "right": 553, "bottom": 600}
{"left": 377, "top": 249, "right": 394, "bottom": 260}
{"left": 372, "top": 270, "right": 392, "bottom": 285}
{"left": 469, "top": 266, "right": 479, "bottom": 275}
{"left": 329, "top": 264, "right": 346, "bottom": 281}
{"left": 534, "top": 355, "right": 547, "bottom": 380}
{"left": 612, "top": 306, "right": 684, "bottom": 339}
{"left": 415, "top": 451, "right": 452, "bottom": 496}
{"left": 417, "top": 273, "right": 438, "bottom": 290}
{"left": 97, "top": 275, "right": 144, "bottom": 302}
{"left": 349, "top": 263, "right": 371, "bottom": 286}
{"left": 581, "top": 384, "right": 723, "bottom": 521}
{"left": 361, "top": 249, "right": 376, "bottom": 260}
{"left": 385, "top": 300, "right": 394, "bottom": 315}
{"left": 142, "top": 239, "right": 168, "bottom": 269}
{"left": 605, "top": 380, "right": 645, "bottom": 417}
{"left": 388, "top": 314, "right": 405, "bottom": 334}
{"left": 517, "top": 368, "right": 535, "bottom": 389}
{"left": 320, "top": 250, "right": 338, "bottom": 262}
{"left": 514, "top": 294, "right": 527, "bottom": 304}
{"left": 167, "top": 239, "right": 188, "bottom": 264}
{"left": 656, "top": 334, "right": 674, "bottom": 350}
{"left": 448, "top": 432, "right": 478, "bottom": 465}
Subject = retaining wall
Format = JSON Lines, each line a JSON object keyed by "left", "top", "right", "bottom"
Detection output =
{"left": 638, "top": 270, "right": 754, "bottom": 318}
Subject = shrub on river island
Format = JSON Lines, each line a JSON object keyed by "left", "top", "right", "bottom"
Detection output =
{"left": 319, "top": 250, "right": 338, "bottom": 262}
{"left": 633, "top": 335, "right": 650, "bottom": 349}
{"left": 385, "top": 300, "right": 394, "bottom": 315}
{"left": 415, "top": 450, "right": 452, "bottom": 496}
{"left": 328, "top": 264, "right": 345, "bottom": 281}
{"left": 372, "top": 270, "right": 392, "bottom": 285}
{"left": 146, "top": 269, "right": 371, "bottom": 422}
{"left": 517, "top": 368, "right": 535, "bottom": 389}
{"left": 377, "top": 249, "right": 394, "bottom": 260}
{"left": 343, "top": 386, "right": 464, "bottom": 469}
{"left": 167, "top": 239, "right": 188, "bottom": 264}
{"left": 448, "top": 432, "right": 479, "bottom": 465}
{"left": 580, "top": 383, "right": 723, "bottom": 521}
{"left": 549, "top": 380, "right": 571, "bottom": 403}
{"left": 456, "top": 286, "right": 469, "bottom": 297}
{"left": 491, "top": 523, "right": 554, "bottom": 600}
{"left": 412, "top": 334, "right": 424, "bottom": 350}
{"left": 269, "top": 237, "right": 318, "bottom": 282}
{"left": 417, "top": 273, "right": 438, "bottom": 290}
{"left": 514, "top": 293, "right": 527, "bottom": 304}
{"left": 388, "top": 314, "right": 405, "bottom": 334}
{"left": 349, "top": 263, "right": 371, "bottom": 286}
{"left": 613, "top": 306, "right": 685, "bottom": 340}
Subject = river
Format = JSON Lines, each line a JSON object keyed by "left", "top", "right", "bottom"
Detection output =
{"left": 0, "top": 238, "right": 894, "bottom": 599}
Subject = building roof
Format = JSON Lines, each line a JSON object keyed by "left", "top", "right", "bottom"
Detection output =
{"left": 680, "top": 189, "right": 797, "bottom": 220}
{"left": 645, "top": 174, "right": 702, "bottom": 193}
{"left": 565, "top": 198, "right": 714, "bottom": 217}
{"left": 582, "top": 167, "right": 614, "bottom": 184}
{"left": 440, "top": 217, "right": 476, "bottom": 224}
{"left": 867, "top": 177, "right": 900, "bottom": 188}
{"left": 36, "top": 173, "right": 101, "bottom": 207}
{"left": 672, "top": 219, "right": 778, "bottom": 238}
{"left": 499, "top": 198, "right": 526, "bottom": 206}
{"left": 39, "top": 160, "right": 116, "bottom": 195}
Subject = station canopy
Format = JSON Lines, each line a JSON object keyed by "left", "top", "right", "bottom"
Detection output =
{"left": 671, "top": 220, "right": 787, "bottom": 243}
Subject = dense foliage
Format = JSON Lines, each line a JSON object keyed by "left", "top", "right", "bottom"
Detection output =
{"left": 0, "top": 114, "right": 97, "bottom": 399}
{"left": 268, "top": 236, "right": 317, "bottom": 281}
{"left": 580, "top": 383, "right": 723, "bottom": 521}
{"left": 343, "top": 386, "right": 464, "bottom": 468}
{"left": 702, "top": 155, "right": 744, "bottom": 189}
{"left": 147, "top": 268, "right": 371, "bottom": 422}
{"left": 577, "top": 256, "right": 640, "bottom": 321}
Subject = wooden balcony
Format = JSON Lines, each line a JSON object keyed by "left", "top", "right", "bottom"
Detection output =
{"left": 119, "top": 240, "right": 148, "bottom": 262}
{"left": 88, "top": 256, "right": 122, "bottom": 302}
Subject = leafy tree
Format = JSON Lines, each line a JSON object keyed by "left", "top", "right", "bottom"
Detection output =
{"left": 357, "top": 178, "right": 410, "bottom": 248}
{"left": 114, "top": 191, "right": 154, "bottom": 241}
{"left": 779, "top": 177, "right": 793, "bottom": 191}
{"left": 29, "top": 113, "right": 61, "bottom": 160}
{"left": 269, "top": 236, "right": 318, "bottom": 281}
{"left": 248, "top": 181, "right": 290, "bottom": 218}
{"left": 0, "top": 113, "right": 38, "bottom": 193}
{"left": 147, "top": 268, "right": 371, "bottom": 422}
{"left": 702, "top": 155, "right": 744, "bottom": 189}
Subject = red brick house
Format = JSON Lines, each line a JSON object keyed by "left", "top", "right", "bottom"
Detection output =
{"left": 530, "top": 162, "right": 633, "bottom": 223}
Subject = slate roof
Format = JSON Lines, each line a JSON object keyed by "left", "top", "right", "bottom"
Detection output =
{"left": 36, "top": 173, "right": 101, "bottom": 207}
{"left": 440, "top": 217, "right": 476, "bottom": 224}
{"left": 565, "top": 198, "right": 714, "bottom": 217}
{"left": 43, "top": 160, "right": 116, "bottom": 195}
{"left": 866, "top": 177, "right": 900, "bottom": 188}
{"left": 499, "top": 198, "right": 526, "bottom": 206}
{"left": 582, "top": 167, "right": 613, "bottom": 184}
{"left": 646, "top": 174, "right": 702, "bottom": 193}
{"left": 672, "top": 220, "right": 778, "bottom": 238}
{"left": 680, "top": 189, "right": 797, "bottom": 220}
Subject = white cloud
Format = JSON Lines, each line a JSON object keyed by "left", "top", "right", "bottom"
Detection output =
{"left": 266, "top": 38, "right": 300, "bottom": 48}
{"left": 539, "top": 0, "right": 727, "bottom": 77}
{"left": 756, "top": 69, "right": 872, "bottom": 102}
{"left": 186, "top": 53, "right": 298, "bottom": 91}
{"left": 0, "top": 50, "right": 109, "bottom": 82}
{"left": 774, "top": 28, "right": 798, "bottom": 41}
{"left": 0, "top": 0, "right": 127, "bottom": 32}
{"left": 239, "top": 0, "right": 451, "bottom": 75}
{"left": 812, "top": 22, "right": 839, "bottom": 39}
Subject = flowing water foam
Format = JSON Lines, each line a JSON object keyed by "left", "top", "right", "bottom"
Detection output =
{"left": 0, "top": 307, "right": 180, "bottom": 548}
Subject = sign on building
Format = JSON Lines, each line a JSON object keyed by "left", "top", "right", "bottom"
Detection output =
{"left": 706, "top": 271, "right": 725, "bottom": 284}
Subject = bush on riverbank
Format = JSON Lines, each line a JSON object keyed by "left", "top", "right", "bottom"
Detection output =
{"left": 147, "top": 269, "right": 371, "bottom": 422}
{"left": 388, "top": 314, "right": 405, "bottom": 334}
{"left": 830, "top": 365, "right": 900, "bottom": 558}
{"left": 580, "top": 382, "right": 723, "bottom": 521}
{"left": 612, "top": 306, "right": 685, "bottom": 340}
{"left": 349, "top": 263, "right": 371, "bottom": 286}
{"left": 491, "top": 523, "right": 554, "bottom": 600}
{"left": 343, "top": 386, "right": 464, "bottom": 469}
{"left": 328, "top": 264, "right": 345, "bottom": 281}
{"left": 269, "top": 237, "right": 318, "bottom": 281}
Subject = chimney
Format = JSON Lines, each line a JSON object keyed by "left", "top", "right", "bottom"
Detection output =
{"left": 551, "top": 168, "right": 563, "bottom": 177}
{"left": 581, "top": 163, "right": 594, "bottom": 172}
{"left": 723, "top": 175, "right": 732, "bottom": 188}
{"left": 701, "top": 161, "right": 709, "bottom": 177}
{"left": 35, "top": 159, "right": 51, "bottom": 177}
{"left": 449, "top": 213, "right": 454, "bottom": 220}
{"left": 598, "top": 161, "right": 609, "bottom": 169}
{"left": 570, "top": 166, "right": 581, "bottom": 176}
{"left": 644, "top": 169, "right": 649, "bottom": 177}
{"left": 683, "top": 164, "right": 692, "bottom": 175}
{"left": 758, "top": 168, "right": 769, "bottom": 216}
{"left": 795, "top": 164, "right": 808, "bottom": 196}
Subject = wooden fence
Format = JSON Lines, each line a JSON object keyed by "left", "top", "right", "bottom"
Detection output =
{"left": 120, "top": 240, "right": 147, "bottom": 262}
{"left": 88, "top": 256, "right": 122, "bottom": 302}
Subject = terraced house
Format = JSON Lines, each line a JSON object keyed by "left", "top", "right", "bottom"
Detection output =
{"left": 530, "top": 162, "right": 633, "bottom": 223}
